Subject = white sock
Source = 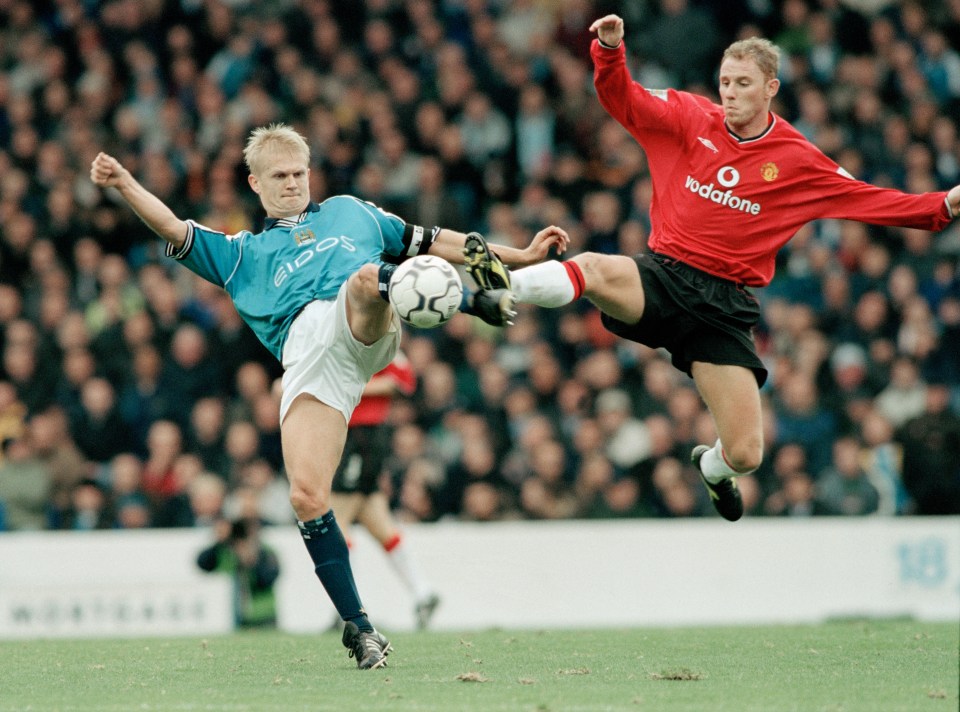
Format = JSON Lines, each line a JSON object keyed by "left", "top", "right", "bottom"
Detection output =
{"left": 699, "top": 439, "right": 748, "bottom": 483}
{"left": 386, "top": 536, "right": 433, "bottom": 602}
{"left": 512, "top": 261, "right": 578, "bottom": 307}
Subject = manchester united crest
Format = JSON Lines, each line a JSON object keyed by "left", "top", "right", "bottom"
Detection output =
{"left": 760, "top": 162, "right": 779, "bottom": 182}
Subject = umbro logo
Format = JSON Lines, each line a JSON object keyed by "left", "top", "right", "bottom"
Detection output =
{"left": 698, "top": 137, "right": 719, "bottom": 153}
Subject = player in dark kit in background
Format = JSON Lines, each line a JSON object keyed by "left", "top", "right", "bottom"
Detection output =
{"left": 330, "top": 352, "right": 440, "bottom": 630}
{"left": 463, "top": 15, "right": 960, "bottom": 523}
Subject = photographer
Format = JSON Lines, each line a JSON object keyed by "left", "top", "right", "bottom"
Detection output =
{"left": 197, "top": 518, "right": 280, "bottom": 628}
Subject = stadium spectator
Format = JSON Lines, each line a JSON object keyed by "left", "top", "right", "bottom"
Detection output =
{"left": 395, "top": 456, "right": 444, "bottom": 523}
{"left": 71, "top": 376, "right": 131, "bottom": 465}
{"left": 108, "top": 454, "right": 154, "bottom": 530}
{"left": 248, "top": 391, "right": 283, "bottom": 472}
{"left": 440, "top": 432, "right": 512, "bottom": 519}
{"left": 649, "top": 456, "right": 702, "bottom": 518}
{"left": 60, "top": 477, "right": 112, "bottom": 531}
{"left": 519, "top": 439, "right": 578, "bottom": 519}
{"left": 3, "top": 320, "right": 56, "bottom": 415}
{"left": 460, "top": 480, "right": 512, "bottom": 522}
{"left": 55, "top": 346, "right": 97, "bottom": 424}
{"left": 140, "top": 419, "right": 184, "bottom": 512}
{"left": 636, "top": 0, "right": 721, "bottom": 87}
{"left": 184, "top": 469, "right": 229, "bottom": 529}
{"left": 162, "top": 323, "right": 225, "bottom": 417}
{"left": 764, "top": 470, "right": 830, "bottom": 517}
{"left": 221, "top": 420, "right": 262, "bottom": 487}
{"left": 118, "top": 343, "right": 176, "bottom": 455}
{"left": 860, "top": 407, "right": 909, "bottom": 515}
{"left": 815, "top": 435, "right": 880, "bottom": 516}
{"left": 222, "top": 457, "right": 294, "bottom": 526}
{"left": 28, "top": 406, "right": 89, "bottom": 524}
{"left": 874, "top": 355, "right": 928, "bottom": 427}
{"left": 896, "top": 381, "right": 960, "bottom": 514}
{"left": 0, "top": 431, "right": 52, "bottom": 530}
{"left": 187, "top": 396, "right": 230, "bottom": 477}
{"left": 774, "top": 371, "right": 839, "bottom": 476}
{"left": 228, "top": 361, "right": 274, "bottom": 425}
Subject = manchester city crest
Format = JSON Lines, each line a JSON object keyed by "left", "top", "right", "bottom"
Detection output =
{"left": 292, "top": 228, "right": 316, "bottom": 246}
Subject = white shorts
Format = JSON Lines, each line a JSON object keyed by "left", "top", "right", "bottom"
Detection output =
{"left": 279, "top": 282, "right": 401, "bottom": 425}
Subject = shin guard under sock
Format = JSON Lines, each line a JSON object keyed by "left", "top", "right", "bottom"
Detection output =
{"left": 298, "top": 511, "right": 372, "bottom": 631}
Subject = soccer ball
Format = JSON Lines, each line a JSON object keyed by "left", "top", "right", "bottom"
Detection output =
{"left": 388, "top": 255, "right": 463, "bottom": 329}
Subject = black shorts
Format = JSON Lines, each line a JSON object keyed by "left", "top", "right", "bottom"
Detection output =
{"left": 601, "top": 252, "right": 768, "bottom": 386}
{"left": 331, "top": 424, "right": 391, "bottom": 495}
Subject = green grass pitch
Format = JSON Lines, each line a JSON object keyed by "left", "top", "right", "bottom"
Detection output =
{"left": 0, "top": 620, "right": 956, "bottom": 711}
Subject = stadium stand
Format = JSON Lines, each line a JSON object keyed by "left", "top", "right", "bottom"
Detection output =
{"left": 0, "top": 0, "right": 958, "bottom": 531}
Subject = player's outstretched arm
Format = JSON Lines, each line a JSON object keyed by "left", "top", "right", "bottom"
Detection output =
{"left": 90, "top": 152, "right": 189, "bottom": 249}
{"left": 429, "top": 225, "right": 569, "bottom": 267}
{"left": 947, "top": 184, "right": 959, "bottom": 218}
{"left": 589, "top": 14, "right": 624, "bottom": 47}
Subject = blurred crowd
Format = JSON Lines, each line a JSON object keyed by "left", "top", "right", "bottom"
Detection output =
{"left": 0, "top": 0, "right": 959, "bottom": 533}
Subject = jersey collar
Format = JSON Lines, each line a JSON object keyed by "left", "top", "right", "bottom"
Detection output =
{"left": 264, "top": 201, "right": 320, "bottom": 230}
{"left": 725, "top": 113, "right": 776, "bottom": 144}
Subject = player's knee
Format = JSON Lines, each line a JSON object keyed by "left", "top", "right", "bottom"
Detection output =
{"left": 725, "top": 439, "right": 763, "bottom": 474}
{"left": 350, "top": 264, "right": 381, "bottom": 303}
{"left": 572, "top": 252, "right": 606, "bottom": 282}
{"left": 574, "top": 252, "right": 632, "bottom": 287}
{"left": 289, "top": 482, "right": 329, "bottom": 520}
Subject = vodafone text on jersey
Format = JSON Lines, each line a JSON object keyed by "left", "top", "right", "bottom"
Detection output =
{"left": 684, "top": 167, "right": 760, "bottom": 216}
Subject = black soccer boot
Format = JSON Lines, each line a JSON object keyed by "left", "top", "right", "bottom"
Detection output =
{"left": 465, "top": 288, "right": 517, "bottom": 326}
{"left": 342, "top": 621, "right": 392, "bottom": 670}
{"left": 691, "top": 445, "right": 744, "bottom": 522}
{"left": 464, "top": 232, "right": 511, "bottom": 290}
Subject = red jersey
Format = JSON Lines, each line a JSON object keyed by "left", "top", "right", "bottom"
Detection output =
{"left": 591, "top": 41, "right": 953, "bottom": 287}
{"left": 348, "top": 352, "right": 416, "bottom": 427}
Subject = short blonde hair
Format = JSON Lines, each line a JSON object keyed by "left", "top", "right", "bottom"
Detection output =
{"left": 722, "top": 37, "right": 780, "bottom": 81}
{"left": 243, "top": 123, "right": 310, "bottom": 176}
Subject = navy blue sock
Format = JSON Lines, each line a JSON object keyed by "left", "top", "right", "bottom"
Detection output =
{"left": 298, "top": 511, "right": 372, "bottom": 632}
{"left": 459, "top": 287, "right": 474, "bottom": 313}
{"left": 377, "top": 263, "right": 397, "bottom": 302}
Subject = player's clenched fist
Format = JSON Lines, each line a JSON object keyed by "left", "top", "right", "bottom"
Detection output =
{"left": 90, "top": 152, "right": 129, "bottom": 189}
{"left": 588, "top": 14, "right": 624, "bottom": 47}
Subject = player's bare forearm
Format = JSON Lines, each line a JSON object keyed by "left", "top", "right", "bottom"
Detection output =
{"left": 947, "top": 184, "right": 959, "bottom": 218}
{"left": 425, "top": 229, "right": 472, "bottom": 264}
{"left": 430, "top": 226, "right": 569, "bottom": 267}
{"left": 115, "top": 179, "right": 189, "bottom": 248}
{"left": 90, "top": 152, "right": 188, "bottom": 249}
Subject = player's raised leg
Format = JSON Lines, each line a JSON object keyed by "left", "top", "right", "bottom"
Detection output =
{"left": 570, "top": 253, "right": 646, "bottom": 322}
{"left": 347, "top": 264, "right": 396, "bottom": 345}
{"left": 689, "top": 362, "right": 763, "bottom": 521}
{"left": 505, "top": 250, "right": 647, "bottom": 321}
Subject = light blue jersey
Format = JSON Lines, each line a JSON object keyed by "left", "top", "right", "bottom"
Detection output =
{"left": 166, "top": 196, "right": 406, "bottom": 360}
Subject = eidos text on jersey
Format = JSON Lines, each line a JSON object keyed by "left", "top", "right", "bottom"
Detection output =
{"left": 274, "top": 235, "right": 357, "bottom": 287}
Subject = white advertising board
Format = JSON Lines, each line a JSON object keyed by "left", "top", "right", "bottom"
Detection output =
{"left": 0, "top": 518, "right": 957, "bottom": 638}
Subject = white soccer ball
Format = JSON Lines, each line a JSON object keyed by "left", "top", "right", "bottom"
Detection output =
{"left": 388, "top": 255, "right": 463, "bottom": 329}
